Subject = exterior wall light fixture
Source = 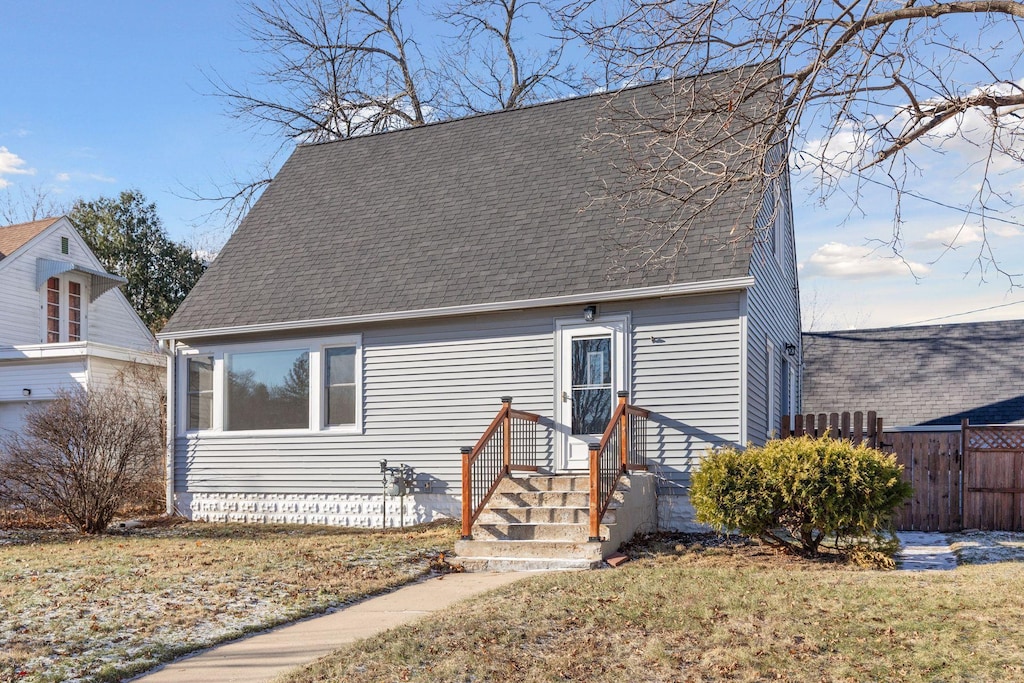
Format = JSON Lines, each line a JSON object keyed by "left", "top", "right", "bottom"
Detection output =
{"left": 22, "top": 388, "right": 31, "bottom": 397}
{"left": 583, "top": 305, "right": 597, "bottom": 322}
{"left": 785, "top": 343, "right": 797, "bottom": 357}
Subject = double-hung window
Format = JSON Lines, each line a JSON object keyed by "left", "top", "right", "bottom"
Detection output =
{"left": 181, "top": 335, "right": 361, "bottom": 435}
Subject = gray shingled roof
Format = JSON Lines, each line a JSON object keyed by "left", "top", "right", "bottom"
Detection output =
{"left": 165, "top": 67, "right": 770, "bottom": 335}
{"left": 802, "top": 319, "right": 1024, "bottom": 427}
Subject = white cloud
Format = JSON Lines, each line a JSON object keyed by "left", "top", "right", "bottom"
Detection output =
{"left": 87, "top": 172, "right": 116, "bottom": 183}
{"left": 794, "top": 122, "right": 871, "bottom": 182}
{"left": 801, "top": 241, "right": 930, "bottom": 279}
{"left": 916, "top": 223, "right": 1023, "bottom": 249}
{"left": 55, "top": 172, "right": 71, "bottom": 182}
{"left": 0, "top": 146, "right": 34, "bottom": 188}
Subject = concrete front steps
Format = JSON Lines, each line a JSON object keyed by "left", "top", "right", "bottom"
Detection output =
{"left": 453, "top": 472, "right": 656, "bottom": 571}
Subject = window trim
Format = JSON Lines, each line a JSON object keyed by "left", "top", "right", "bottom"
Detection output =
{"left": 177, "top": 334, "right": 362, "bottom": 437}
{"left": 766, "top": 338, "right": 777, "bottom": 439}
{"left": 185, "top": 354, "right": 215, "bottom": 431}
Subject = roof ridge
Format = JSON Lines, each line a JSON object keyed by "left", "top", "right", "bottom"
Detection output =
{"left": 295, "top": 62, "right": 774, "bottom": 151}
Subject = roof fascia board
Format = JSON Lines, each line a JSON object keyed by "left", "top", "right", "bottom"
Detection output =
{"left": 159, "top": 276, "right": 756, "bottom": 341}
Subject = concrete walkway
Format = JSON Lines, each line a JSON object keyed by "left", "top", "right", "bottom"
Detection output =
{"left": 131, "top": 571, "right": 532, "bottom": 683}
{"left": 896, "top": 531, "right": 958, "bottom": 571}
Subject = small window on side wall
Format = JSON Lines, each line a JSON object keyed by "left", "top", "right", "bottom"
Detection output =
{"left": 187, "top": 356, "right": 214, "bottom": 430}
{"left": 324, "top": 346, "right": 356, "bottom": 426}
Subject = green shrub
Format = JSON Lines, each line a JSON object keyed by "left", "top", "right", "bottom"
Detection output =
{"left": 690, "top": 436, "right": 912, "bottom": 556}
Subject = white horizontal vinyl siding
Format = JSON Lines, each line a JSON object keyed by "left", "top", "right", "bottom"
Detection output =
{"left": 0, "top": 358, "right": 88, "bottom": 401}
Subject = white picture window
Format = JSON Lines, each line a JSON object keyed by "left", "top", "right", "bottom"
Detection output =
{"left": 180, "top": 335, "right": 361, "bottom": 435}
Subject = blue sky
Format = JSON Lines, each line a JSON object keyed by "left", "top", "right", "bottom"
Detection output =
{"left": 2, "top": 1, "right": 1023, "bottom": 330}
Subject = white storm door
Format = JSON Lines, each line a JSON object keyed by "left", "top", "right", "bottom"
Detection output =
{"left": 555, "top": 317, "right": 628, "bottom": 472}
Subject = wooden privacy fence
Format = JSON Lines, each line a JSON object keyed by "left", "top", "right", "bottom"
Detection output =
{"left": 781, "top": 411, "right": 882, "bottom": 448}
{"left": 779, "top": 414, "right": 1024, "bottom": 532}
{"left": 886, "top": 431, "right": 962, "bottom": 533}
{"left": 963, "top": 425, "right": 1024, "bottom": 532}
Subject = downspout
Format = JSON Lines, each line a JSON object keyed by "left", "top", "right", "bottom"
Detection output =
{"left": 162, "top": 338, "right": 176, "bottom": 516}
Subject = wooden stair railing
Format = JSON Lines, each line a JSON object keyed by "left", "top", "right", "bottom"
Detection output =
{"left": 588, "top": 391, "right": 650, "bottom": 542}
{"left": 461, "top": 397, "right": 541, "bottom": 540}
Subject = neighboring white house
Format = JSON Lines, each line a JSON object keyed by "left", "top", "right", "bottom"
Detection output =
{"left": 0, "top": 216, "right": 165, "bottom": 439}
{"left": 158, "top": 65, "right": 803, "bottom": 532}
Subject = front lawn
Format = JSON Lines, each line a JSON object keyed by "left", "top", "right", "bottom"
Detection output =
{"left": 285, "top": 534, "right": 1024, "bottom": 683}
{"left": 0, "top": 520, "right": 458, "bottom": 683}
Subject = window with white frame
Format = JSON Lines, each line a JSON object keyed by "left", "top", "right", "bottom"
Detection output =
{"left": 180, "top": 335, "right": 361, "bottom": 434}
{"left": 43, "top": 276, "right": 85, "bottom": 343}
{"left": 186, "top": 356, "right": 214, "bottom": 430}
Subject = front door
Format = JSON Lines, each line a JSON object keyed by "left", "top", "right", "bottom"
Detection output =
{"left": 555, "top": 317, "right": 628, "bottom": 472}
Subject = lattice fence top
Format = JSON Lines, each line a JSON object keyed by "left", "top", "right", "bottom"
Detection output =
{"left": 967, "top": 427, "right": 1024, "bottom": 451}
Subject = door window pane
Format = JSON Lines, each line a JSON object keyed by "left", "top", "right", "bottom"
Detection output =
{"left": 325, "top": 347, "right": 356, "bottom": 426}
{"left": 187, "top": 356, "right": 214, "bottom": 430}
{"left": 571, "top": 336, "right": 612, "bottom": 434}
{"left": 226, "top": 349, "right": 309, "bottom": 430}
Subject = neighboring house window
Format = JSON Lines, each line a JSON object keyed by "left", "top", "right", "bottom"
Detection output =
{"left": 68, "top": 282, "right": 82, "bottom": 341}
{"left": 187, "top": 356, "right": 214, "bottom": 430}
{"left": 324, "top": 346, "right": 356, "bottom": 426}
{"left": 226, "top": 348, "right": 310, "bottom": 431}
{"left": 181, "top": 335, "right": 362, "bottom": 435}
{"left": 44, "top": 276, "right": 85, "bottom": 343}
{"left": 46, "top": 277, "right": 61, "bottom": 343}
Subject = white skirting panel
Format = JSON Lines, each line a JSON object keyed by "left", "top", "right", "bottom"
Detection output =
{"left": 176, "top": 491, "right": 461, "bottom": 528}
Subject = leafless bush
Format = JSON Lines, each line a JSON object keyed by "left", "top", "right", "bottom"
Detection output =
{"left": 0, "top": 368, "right": 165, "bottom": 534}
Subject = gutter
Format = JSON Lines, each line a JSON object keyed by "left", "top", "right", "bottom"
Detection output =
{"left": 158, "top": 276, "right": 756, "bottom": 341}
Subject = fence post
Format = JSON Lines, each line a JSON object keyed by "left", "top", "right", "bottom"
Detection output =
{"left": 501, "top": 396, "right": 512, "bottom": 471}
{"left": 794, "top": 413, "right": 804, "bottom": 437}
{"left": 781, "top": 415, "right": 791, "bottom": 439}
{"left": 588, "top": 443, "right": 602, "bottom": 541}
{"left": 867, "top": 411, "right": 877, "bottom": 448}
{"left": 460, "top": 446, "right": 473, "bottom": 540}
{"left": 617, "top": 391, "right": 629, "bottom": 469}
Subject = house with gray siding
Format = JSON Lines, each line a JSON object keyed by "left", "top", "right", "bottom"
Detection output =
{"left": 158, "top": 65, "right": 802, "bottom": 534}
{"left": 0, "top": 217, "right": 164, "bottom": 440}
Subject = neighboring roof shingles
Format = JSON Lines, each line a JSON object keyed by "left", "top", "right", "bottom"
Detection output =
{"left": 165, "top": 69, "right": 770, "bottom": 335}
{"left": 0, "top": 217, "right": 60, "bottom": 260}
{"left": 802, "top": 319, "right": 1024, "bottom": 426}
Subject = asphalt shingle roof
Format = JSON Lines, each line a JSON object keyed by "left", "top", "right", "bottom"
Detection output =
{"left": 802, "top": 319, "right": 1024, "bottom": 427}
{"left": 0, "top": 217, "right": 59, "bottom": 260}
{"left": 165, "top": 67, "right": 771, "bottom": 335}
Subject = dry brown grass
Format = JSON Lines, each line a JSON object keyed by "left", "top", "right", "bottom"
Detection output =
{"left": 0, "top": 520, "right": 458, "bottom": 683}
{"left": 285, "top": 534, "right": 1024, "bottom": 683}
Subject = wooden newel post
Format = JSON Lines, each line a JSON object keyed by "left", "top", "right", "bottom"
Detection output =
{"left": 501, "top": 396, "right": 512, "bottom": 471}
{"left": 588, "top": 443, "right": 601, "bottom": 542}
{"left": 617, "top": 391, "right": 629, "bottom": 470}
{"left": 460, "top": 446, "right": 473, "bottom": 540}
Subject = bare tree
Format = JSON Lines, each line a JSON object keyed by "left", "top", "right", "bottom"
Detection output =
{"left": 564, "top": 0, "right": 1024, "bottom": 283}
{"left": 435, "top": 0, "right": 580, "bottom": 114}
{"left": 202, "top": 0, "right": 586, "bottom": 224}
{"left": 0, "top": 185, "right": 69, "bottom": 225}
{"left": 0, "top": 367, "right": 165, "bottom": 534}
